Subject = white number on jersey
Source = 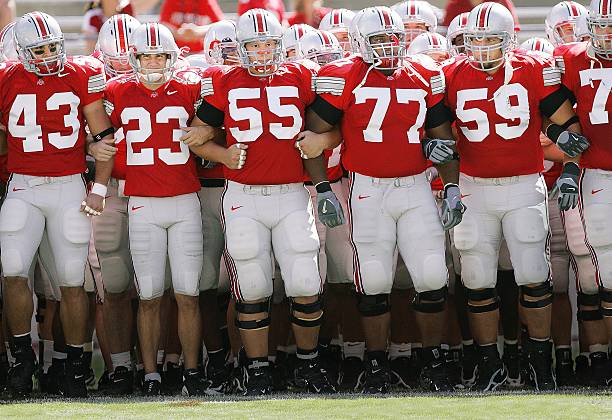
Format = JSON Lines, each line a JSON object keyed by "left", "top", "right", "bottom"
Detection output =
{"left": 354, "top": 87, "right": 427, "bottom": 144}
{"left": 456, "top": 83, "right": 530, "bottom": 142}
{"left": 228, "top": 86, "right": 302, "bottom": 143}
{"left": 579, "top": 69, "right": 612, "bottom": 125}
{"left": 121, "top": 106, "right": 190, "bottom": 166}
{"left": 8, "top": 93, "right": 81, "bottom": 152}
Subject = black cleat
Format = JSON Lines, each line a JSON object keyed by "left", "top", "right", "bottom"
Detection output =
{"left": 40, "top": 360, "right": 66, "bottom": 395}
{"left": 588, "top": 352, "right": 610, "bottom": 387}
{"left": 64, "top": 355, "right": 88, "bottom": 398}
{"left": 293, "top": 358, "right": 336, "bottom": 394}
{"left": 97, "top": 370, "right": 112, "bottom": 393}
{"left": 182, "top": 368, "right": 208, "bottom": 396}
{"left": 162, "top": 362, "right": 183, "bottom": 395}
{"left": 143, "top": 379, "right": 161, "bottom": 396}
{"left": 446, "top": 349, "right": 463, "bottom": 389}
{"left": 574, "top": 354, "right": 591, "bottom": 386}
{"left": 503, "top": 344, "right": 524, "bottom": 389}
{"left": 318, "top": 344, "right": 341, "bottom": 387}
{"left": 555, "top": 348, "right": 576, "bottom": 387}
{"left": 389, "top": 356, "right": 413, "bottom": 389}
{"left": 419, "top": 347, "right": 453, "bottom": 392}
{"left": 338, "top": 357, "right": 364, "bottom": 392}
{"left": 204, "top": 362, "right": 231, "bottom": 395}
{"left": 271, "top": 352, "right": 289, "bottom": 392}
{"left": 361, "top": 353, "right": 392, "bottom": 394}
{"left": 243, "top": 363, "right": 274, "bottom": 396}
{"left": 461, "top": 344, "right": 478, "bottom": 388}
{"left": 105, "top": 366, "right": 134, "bottom": 395}
{"left": 0, "top": 354, "right": 9, "bottom": 393}
{"left": 527, "top": 339, "right": 556, "bottom": 391}
{"left": 8, "top": 349, "right": 36, "bottom": 399}
{"left": 474, "top": 345, "right": 507, "bottom": 392}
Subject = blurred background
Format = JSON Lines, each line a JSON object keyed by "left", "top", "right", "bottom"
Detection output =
{"left": 6, "top": 0, "right": 581, "bottom": 55}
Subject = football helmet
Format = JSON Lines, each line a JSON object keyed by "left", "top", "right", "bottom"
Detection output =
{"left": 282, "top": 24, "right": 315, "bottom": 61}
{"left": 0, "top": 21, "right": 18, "bottom": 62}
{"left": 545, "top": 1, "right": 588, "bottom": 45}
{"left": 407, "top": 32, "right": 449, "bottom": 62}
{"left": 391, "top": 1, "right": 437, "bottom": 43}
{"left": 98, "top": 14, "right": 141, "bottom": 78}
{"left": 447, "top": 12, "right": 469, "bottom": 56}
{"left": 520, "top": 37, "right": 555, "bottom": 55}
{"left": 354, "top": 6, "right": 406, "bottom": 70}
{"left": 319, "top": 9, "right": 355, "bottom": 52}
{"left": 464, "top": 2, "right": 516, "bottom": 72}
{"left": 575, "top": 14, "right": 591, "bottom": 41}
{"left": 129, "top": 23, "right": 179, "bottom": 85}
{"left": 587, "top": 0, "right": 612, "bottom": 59}
{"left": 204, "top": 20, "right": 238, "bottom": 65}
{"left": 13, "top": 12, "right": 66, "bottom": 76}
{"left": 298, "top": 30, "right": 343, "bottom": 65}
{"left": 236, "top": 8, "right": 284, "bottom": 76}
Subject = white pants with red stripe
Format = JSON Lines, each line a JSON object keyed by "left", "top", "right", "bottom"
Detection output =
{"left": 0, "top": 174, "right": 91, "bottom": 288}
{"left": 128, "top": 193, "right": 203, "bottom": 300}
{"left": 548, "top": 197, "right": 570, "bottom": 294}
{"left": 454, "top": 173, "right": 551, "bottom": 290}
{"left": 348, "top": 171, "right": 447, "bottom": 295}
{"left": 579, "top": 168, "right": 612, "bottom": 290}
{"left": 197, "top": 186, "right": 227, "bottom": 292}
{"left": 562, "top": 204, "right": 597, "bottom": 294}
{"left": 221, "top": 181, "right": 321, "bottom": 302}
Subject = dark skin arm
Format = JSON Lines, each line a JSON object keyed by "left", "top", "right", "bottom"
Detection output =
{"left": 303, "top": 107, "right": 336, "bottom": 184}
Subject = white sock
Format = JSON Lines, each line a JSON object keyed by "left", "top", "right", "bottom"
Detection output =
{"left": 83, "top": 341, "right": 93, "bottom": 353}
{"left": 343, "top": 342, "right": 365, "bottom": 360}
{"left": 388, "top": 342, "right": 411, "bottom": 360}
{"left": 286, "top": 345, "right": 297, "bottom": 354}
{"left": 330, "top": 338, "right": 342, "bottom": 347}
{"left": 589, "top": 344, "right": 609, "bottom": 354}
{"left": 441, "top": 344, "right": 450, "bottom": 351}
{"left": 504, "top": 339, "right": 518, "bottom": 346}
{"left": 52, "top": 351, "right": 67, "bottom": 360}
{"left": 110, "top": 352, "right": 132, "bottom": 370}
{"left": 156, "top": 350, "right": 165, "bottom": 365}
{"left": 462, "top": 339, "right": 474, "bottom": 347}
{"left": 144, "top": 372, "right": 161, "bottom": 382}
{"left": 43, "top": 340, "right": 54, "bottom": 373}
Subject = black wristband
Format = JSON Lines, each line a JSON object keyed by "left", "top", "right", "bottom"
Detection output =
{"left": 563, "top": 162, "right": 580, "bottom": 177}
{"left": 92, "top": 127, "right": 114, "bottom": 142}
{"left": 546, "top": 124, "right": 564, "bottom": 143}
{"left": 315, "top": 181, "right": 332, "bottom": 193}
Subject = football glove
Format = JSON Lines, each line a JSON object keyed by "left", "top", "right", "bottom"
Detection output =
{"left": 553, "top": 162, "right": 580, "bottom": 211}
{"left": 317, "top": 190, "right": 345, "bottom": 228}
{"left": 556, "top": 131, "right": 590, "bottom": 158}
{"left": 422, "top": 138, "right": 456, "bottom": 165}
{"left": 440, "top": 183, "right": 466, "bottom": 231}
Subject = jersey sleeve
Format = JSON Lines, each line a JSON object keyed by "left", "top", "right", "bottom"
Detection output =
{"left": 530, "top": 53, "right": 562, "bottom": 101}
{"left": 314, "top": 59, "right": 354, "bottom": 112}
{"left": 196, "top": 65, "right": 226, "bottom": 127}
{"left": 294, "top": 62, "right": 317, "bottom": 106}
{"left": 411, "top": 55, "right": 446, "bottom": 107}
{"left": 553, "top": 44, "right": 577, "bottom": 95}
{"left": 73, "top": 55, "right": 106, "bottom": 106}
{"left": 103, "top": 80, "right": 121, "bottom": 129}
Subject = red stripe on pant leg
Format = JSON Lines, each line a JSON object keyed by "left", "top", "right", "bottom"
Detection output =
{"left": 578, "top": 169, "right": 602, "bottom": 288}
{"left": 219, "top": 183, "right": 243, "bottom": 301}
{"left": 347, "top": 173, "right": 364, "bottom": 294}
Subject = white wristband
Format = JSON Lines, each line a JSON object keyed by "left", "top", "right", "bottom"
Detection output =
{"left": 91, "top": 182, "right": 107, "bottom": 197}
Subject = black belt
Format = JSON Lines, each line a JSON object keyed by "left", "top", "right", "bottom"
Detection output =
{"left": 303, "top": 176, "right": 342, "bottom": 187}
{"left": 199, "top": 178, "right": 225, "bottom": 188}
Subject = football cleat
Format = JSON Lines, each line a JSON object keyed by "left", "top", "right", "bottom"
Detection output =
{"left": 143, "top": 379, "right": 161, "bottom": 396}
{"left": 555, "top": 348, "right": 576, "bottom": 387}
{"left": 64, "top": 356, "right": 88, "bottom": 398}
{"left": 105, "top": 366, "right": 134, "bottom": 395}
{"left": 419, "top": 347, "right": 453, "bottom": 392}
{"left": 446, "top": 348, "right": 464, "bottom": 389}
{"left": 527, "top": 339, "right": 556, "bottom": 391}
{"left": 588, "top": 351, "right": 610, "bottom": 387}
{"left": 318, "top": 344, "right": 342, "bottom": 387}
{"left": 574, "top": 354, "right": 591, "bottom": 386}
{"left": 162, "top": 362, "right": 183, "bottom": 395}
{"left": 361, "top": 354, "right": 392, "bottom": 394}
{"left": 204, "top": 362, "right": 231, "bottom": 395}
{"left": 40, "top": 360, "right": 65, "bottom": 395}
{"left": 0, "top": 355, "right": 8, "bottom": 393}
{"left": 293, "top": 358, "right": 336, "bottom": 394}
{"left": 503, "top": 345, "right": 524, "bottom": 388}
{"left": 182, "top": 369, "right": 208, "bottom": 396}
{"left": 461, "top": 344, "right": 478, "bottom": 388}
{"left": 390, "top": 356, "right": 413, "bottom": 389}
{"left": 8, "top": 349, "right": 36, "bottom": 399}
{"left": 473, "top": 346, "right": 507, "bottom": 392}
{"left": 338, "top": 357, "right": 364, "bottom": 392}
{"left": 243, "top": 364, "right": 274, "bottom": 397}
{"left": 97, "top": 369, "right": 112, "bottom": 393}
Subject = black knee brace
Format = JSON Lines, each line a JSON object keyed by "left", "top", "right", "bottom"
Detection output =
{"left": 600, "top": 288, "right": 612, "bottom": 318}
{"left": 520, "top": 281, "right": 553, "bottom": 309}
{"left": 413, "top": 286, "right": 448, "bottom": 313}
{"left": 357, "top": 293, "right": 390, "bottom": 317}
{"left": 466, "top": 287, "right": 499, "bottom": 313}
{"left": 577, "top": 292, "right": 602, "bottom": 321}
{"left": 290, "top": 296, "right": 323, "bottom": 327}
{"left": 35, "top": 297, "right": 47, "bottom": 323}
{"left": 235, "top": 298, "right": 271, "bottom": 330}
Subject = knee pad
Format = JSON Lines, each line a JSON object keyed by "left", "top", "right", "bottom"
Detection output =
{"left": 413, "top": 286, "right": 447, "bottom": 313}
{"left": 577, "top": 292, "right": 602, "bottom": 322}
{"left": 520, "top": 281, "right": 553, "bottom": 309}
{"left": 0, "top": 199, "right": 33, "bottom": 277}
{"left": 135, "top": 275, "right": 167, "bottom": 301}
{"left": 466, "top": 287, "right": 499, "bottom": 313}
{"left": 235, "top": 298, "right": 271, "bottom": 330}
{"left": 584, "top": 205, "right": 612, "bottom": 287}
{"left": 234, "top": 261, "right": 271, "bottom": 302}
{"left": 600, "top": 288, "right": 612, "bottom": 318}
{"left": 357, "top": 293, "right": 390, "bottom": 317}
{"left": 226, "top": 217, "right": 262, "bottom": 261}
{"left": 62, "top": 207, "right": 91, "bottom": 246}
{"left": 358, "top": 255, "right": 393, "bottom": 295}
{"left": 563, "top": 207, "right": 590, "bottom": 256}
{"left": 94, "top": 211, "right": 125, "bottom": 253}
{"left": 290, "top": 296, "right": 323, "bottom": 327}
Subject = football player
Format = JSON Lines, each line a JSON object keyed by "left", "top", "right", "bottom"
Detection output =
{"left": 0, "top": 12, "right": 115, "bottom": 398}
{"left": 407, "top": 32, "right": 450, "bottom": 62}
{"left": 391, "top": 0, "right": 438, "bottom": 46}
{"left": 319, "top": 8, "right": 356, "bottom": 54}
{"left": 546, "top": 1, "right": 588, "bottom": 46}
{"left": 444, "top": 2, "right": 588, "bottom": 391}
{"left": 283, "top": 23, "right": 315, "bottom": 62}
{"left": 446, "top": 12, "right": 469, "bottom": 57}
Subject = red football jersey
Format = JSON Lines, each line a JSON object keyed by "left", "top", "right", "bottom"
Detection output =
{"left": 105, "top": 70, "right": 202, "bottom": 197}
{"left": 160, "top": 0, "right": 224, "bottom": 53}
{"left": 316, "top": 55, "right": 445, "bottom": 178}
{"left": 543, "top": 160, "right": 562, "bottom": 191}
{"left": 555, "top": 42, "right": 612, "bottom": 171}
{"left": 444, "top": 53, "right": 561, "bottom": 178}
{"left": 0, "top": 56, "right": 105, "bottom": 177}
{"left": 201, "top": 63, "right": 316, "bottom": 185}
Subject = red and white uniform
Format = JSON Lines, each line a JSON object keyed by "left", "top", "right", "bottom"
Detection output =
{"left": 556, "top": 42, "right": 612, "bottom": 291}
{"left": 445, "top": 52, "right": 561, "bottom": 289}
{"left": 0, "top": 56, "right": 104, "bottom": 288}
{"left": 160, "top": 0, "right": 224, "bottom": 53}
{"left": 314, "top": 55, "right": 448, "bottom": 295}
{"left": 105, "top": 71, "right": 204, "bottom": 300}
{"left": 198, "top": 63, "right": 321, "bottom": 302}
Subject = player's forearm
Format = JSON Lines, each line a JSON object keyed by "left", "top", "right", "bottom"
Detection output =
{"left": 303, "top": 155, "right": 328, "bottom": 185}
{"left": 94, "top": 157, "right": 114, "bottom": 186}
{"left": 547, "top": 100, "right": 582, "bottom": 134}
{"left": 305, "top": 108, "right": 335, "bottom": 134}
{"left": 320, "top": 126, "right": 342, "bottom": 150}
{"left": 435, "top": 160, "right": 460, "bottom": 185}
{"left": 190, "top": 141, "right": 229, "bottom": 165}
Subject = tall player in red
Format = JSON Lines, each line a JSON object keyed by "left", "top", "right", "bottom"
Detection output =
{"left": 445, "top": 2, "right": 587, "bottom": 391}
{"left": 554, "top": 0, "right": 612, "bottom": 386}
{"left": 193, "top": 9, "right": 343, "bottom": 396}
{"left": 305, "top": 6, "right": 465, "bottom": 393}
{"left": 0, "top": 12, "right": 115, "bottom": 398}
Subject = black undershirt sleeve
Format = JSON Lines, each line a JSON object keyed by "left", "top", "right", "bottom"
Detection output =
{"left": 196, "top": 99, "right": 225, "bottom": 128}
{"left": 309, "top": 95, "right": 343, "bottom": 127}
{"left": 539, "top": 85, "right": 574, "bottom": 118}
{"left": 425, "top": 100, "right": 454, "bottom": 129}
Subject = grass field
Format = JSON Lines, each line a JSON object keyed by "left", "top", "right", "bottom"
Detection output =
{"left": 1, "top": 392, "right": 611, "bottom": 419}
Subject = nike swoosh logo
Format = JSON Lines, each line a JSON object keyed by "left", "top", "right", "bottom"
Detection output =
{"left": 58, "top": 72, "right": 69, "bottom": 78}
{"left": 592, "top": 189, "right": 603, "bottom": 195}
{"left": 322, "top": 201, "right": 328, "bottom": 214}
{"left": 460, "top": 194, "right": 471, "bottom": 199}
{"left": 74, "top": 375, "right": 84, "bottom": 379}
{"left": 12, "top": 187, "right": 25, "bottom": 192}
{"left": 358, "top": 195, "right": 370, "bottom": 200}
{"left": 167, "top": 90, "right": 178, "bottom": 95}
{"left": 131, "top": 206, "right": 144, "bottom": 211}
{"left": 231, "top": 206, "right": 243, "bottom": 211}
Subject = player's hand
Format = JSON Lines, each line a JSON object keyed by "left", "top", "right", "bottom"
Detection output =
{"left": 180, "top": 126, "right": 216, "bottom": 147}
{"left": 88, "top": 138, "right": 117, "bottom": 162}
{"left": 556, "top": 131, "right": 590, "bottom": 158}
{"left": 80, "top": 192, "right": 105, "bottom": 217}
{"left": 552, "top": 162, "right": 580, "bottom": 211}
{"left": 317, "top": 190, "right": 345, "bottom": 228}
{"left": 440, "top": 183, "right": 466, "bottom": 231}
{"left": 223, "top": 143, "right": 248, "bottom": 170}
{"left": 422, "top": 138, "right": 456, "bottom": 165}
{"left": 295, "top": 130, "right": 326, "bottom": 159}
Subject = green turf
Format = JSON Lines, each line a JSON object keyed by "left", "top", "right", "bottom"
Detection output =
{"left": 1, "top": 394, "right": 611, "bottom": 420}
